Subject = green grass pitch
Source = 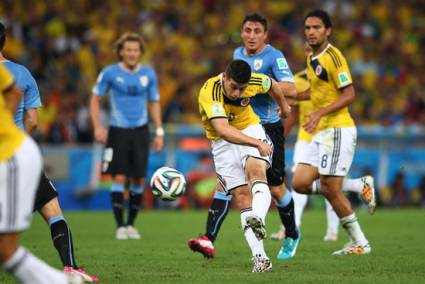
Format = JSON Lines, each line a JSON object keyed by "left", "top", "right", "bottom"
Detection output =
{"left": 1, "top": 208, "right": 424, "bottom": 283}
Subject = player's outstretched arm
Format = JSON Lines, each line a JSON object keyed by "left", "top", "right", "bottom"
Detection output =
{"left": 210, "top": 118, "right": 271, "bottom": 156}
{"left": 269, "top": 79, "right": 291, "bottom": 118}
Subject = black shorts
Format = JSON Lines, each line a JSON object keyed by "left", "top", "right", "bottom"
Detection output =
{"left": 33, "top": 172, "right": 58, "bottom": 212}
{"left": 102, "top": 125, "right": 150, "bottom": 179}
{"left": 263, "top": 121, "right": 285, "bottom": 186}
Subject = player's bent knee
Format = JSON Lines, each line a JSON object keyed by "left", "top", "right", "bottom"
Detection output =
{"left": 232, "top": 187, "right": 251, "bottom": 209}
{"left": 40, "top": 198, "right": 63, "bottom": 221}
{"left": 270, "top": 184, "right": 284, "bottom": 200}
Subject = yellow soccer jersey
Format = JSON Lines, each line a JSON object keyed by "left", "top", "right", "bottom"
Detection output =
{"left": 306, "top": 44, "right": 355, "bottom": 131}
{"left": 0, "top": 64, "right": 26, "bottom": 162}
{"left": 198, "top": 73, "right": 272, "bottom": 140}
{"left": 294, "top": 70, "right": 313, "bottom": 142}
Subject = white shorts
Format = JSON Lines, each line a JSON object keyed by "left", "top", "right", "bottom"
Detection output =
{"left": 211, "top": 124, "right": 272, "bottom": 193}
{"left": 0, "top": 137, "right": 42, "bottom": 233}
{"left": 298, "top": 127, "right": 356, "bottom": 176}
{"left": 291, "top": 140, "right": 310, "bottom": 173}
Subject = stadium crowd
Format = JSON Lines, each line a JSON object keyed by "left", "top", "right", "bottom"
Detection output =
{"left": 1, "top": 0, "right": 424, "bottom": 143}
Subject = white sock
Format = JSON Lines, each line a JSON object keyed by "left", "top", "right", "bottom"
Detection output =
{"left": 342, "top": 178, "right": 363, "bottom": 193}
{"left": 240, "top": 209, "right": 266, "bottom": 257}
{"left": 325, "top": 200, "right": 339, "bottom": 235}
{"left": 3, "top": 246, "right": 67, "bottom": 284}
{"left": 312, "top": 179, "right": 321, "bottom": 194}
{"left": 292, "top": 190, "right": 308, "bottom": 228}
{"left": 251, "top": 181, "right": 271, "bottom": 223}
{"left": 340, "top": 213, "right": 368, "bottom": 245}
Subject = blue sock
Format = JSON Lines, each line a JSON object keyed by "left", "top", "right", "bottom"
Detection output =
{"left": 49, "top": 216, "right": 78, "bottom": 268}
{"left": 127, "top": 185, "right": 144, "bottom": 226}
{"left": 275, "top": 190, "right": 298, "bottom": 239}
{"left": 205, "top": 192, "right": 232, "bottom": 242}
{"left": 111, "top": 183, "right": 125, "bottom": 227}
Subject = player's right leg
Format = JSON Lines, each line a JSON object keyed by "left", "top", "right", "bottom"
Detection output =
{"left": 0, "top": 137, "right": 78, "bottom": 283}
{"left": 320, "top": 176, "right": 371, "bottom": 255}
{"left": 233, "top": 186, "right": 271, "bottom": 273}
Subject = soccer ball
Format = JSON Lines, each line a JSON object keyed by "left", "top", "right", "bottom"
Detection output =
{"left": 150, "top": 166, "right": 186, "bottom": 201}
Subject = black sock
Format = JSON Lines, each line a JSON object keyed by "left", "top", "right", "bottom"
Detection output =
{"left": 277, "top": 199, "right": 298, "bottom": 239}
{"left": 111, "top": 192, "right": 124, "bottom": 227}
{"left": 127, "top": 192, "right": 142, "bottom": 226}
{"left": 50, "top": 218, "right": 78, "bottom": 268}
{"left": 205, "top": 197, "right": 230, "bottom": 243}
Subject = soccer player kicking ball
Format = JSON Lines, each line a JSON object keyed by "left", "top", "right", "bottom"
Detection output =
{"left": 291, "top": 10, "right": 372, "bottom": 255}
{"left": 192, "top": 60, "right": 291, "bottom": 272}
{"left": 189, "top": 13, "right": 301, "bottom": 261}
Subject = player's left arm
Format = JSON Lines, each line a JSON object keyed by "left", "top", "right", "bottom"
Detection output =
{"left": 303, "top": 53, "right": 355, "bottom": 133}
{"left": 268, "top": 77, "right": 291, "bottom": 119}
{"left": 147, "top": 70, "right": 164, "bottom": 152}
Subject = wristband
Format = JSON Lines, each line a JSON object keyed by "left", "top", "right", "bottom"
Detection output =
{"left": 155, "top": 127, "right": 165, "bottom": 136}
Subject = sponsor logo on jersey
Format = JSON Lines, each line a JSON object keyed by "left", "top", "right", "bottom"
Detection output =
{"left": 315, "top": 65, "right": 322, "bottom": 75}
{"left": 276, "top": 58, "right": 288, "bottom": 70}
{"left": 240, "top": 98, "right": 250, "bottom": 106}
{"left": 211, "top": 103, "right": 224, "bottom": 115}
{"left": 253, "top": 59, "right": 263, "bottom": 70}
{"left": 116, "top": 76, "right": 124, "bottom": 83}
{"left": 338, "top": 72, "right": 349, "bottom": 85}
{"left": 140, "top": 76, "right": 149, "bottom": 87}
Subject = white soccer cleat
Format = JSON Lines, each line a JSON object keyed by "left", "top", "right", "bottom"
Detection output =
{"left": 360, "top": 176, "right": 376, "bottom": 215}
{"left": 116, "top": 226, "right": 128, "bottom": 240}
{"left": 245, "top": 215, "right": 267, "bottom": 240}
{"left": 332, "top": 242, "right": 371, "bottom": 256}
{"left": 252, "top": 255, "right": 272, "bottom": 272}
{"left": 126, "top": 225, "right": 141, "bottom": 239}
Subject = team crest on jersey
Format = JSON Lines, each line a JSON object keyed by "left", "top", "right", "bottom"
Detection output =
{"left": 315, "top": 65, "right": 322, "bottom": 75}
{"left": 240, "top": 98, "right": 250, "bottom": 106}
{"left": 253, "top": 59, "right": 263, "bottom": 70}
{"left": 139, "top": 76, "right": 149, "bottom": 87}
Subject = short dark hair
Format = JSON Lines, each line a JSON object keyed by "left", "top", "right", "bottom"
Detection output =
{"left": 0, "top": 22, "right": 6, "bottom": 51}
{"left": 304, "top": 9, "right": 332, "bottom": 29}
{"left": 225, "top": 60, "right": 251, "bottom": 84}
{"left": 114, "top": 32, "right": 145, "bottom": 60}
{"left": 242, "top": 13, "right": 268, "bottom": 31}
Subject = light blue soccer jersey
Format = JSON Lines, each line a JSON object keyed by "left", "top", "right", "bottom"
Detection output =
{"left": 233, "top": 44, "right": 295, "bottom": 124}
{"left": 93, "top": 63, "right": 160, "bottom": 128}
{"left": 2, "top": 61, "right": 42, "bottom": 130}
